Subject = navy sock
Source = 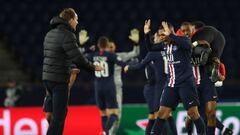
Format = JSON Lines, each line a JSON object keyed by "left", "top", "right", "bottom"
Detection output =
{"left": 105, "top": 114, "right": 118, "bottom": 132}
{"left": 216, "top": 119, "right": 224, "bottom": 131}
{"left": 150, "top": 117, "right": 166, "bottom": 135}
{"left": 167, "top": 116, "right": 177, "bottom": 135}
{"left": 193, "top": 117, "right": 206, "bottom": 135}
{"left": 161, "top": 123, "right": 168, "bottom": 135}
{"left": 186, "top": 120, "right": 194, "bottom": 135}
{"left": 146, "top": 119, "right": 155, "bottom": 135}
{"left": 207, "top": 126, "right": 215, "bottom": 135}
{"left": 101, "top": 116, "right": 108, "bottom": 131}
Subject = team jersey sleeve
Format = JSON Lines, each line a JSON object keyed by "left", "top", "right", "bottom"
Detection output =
{"left": 145, "top": 33, "right": 165, "bottom": 51}
{"left": 169, "top": 34, "right": 192, "bottom": 50}
{"left": 116, "top": 46, "right": 140, "bottom": 61}
{"left": 128, "top": 52, "right": 154, "bottom": 70}
{"left": 150, "top": 42, "right": 165, "bottom": 51}
{"left": 145, "top": 33, "right": 154, "bottom": 50}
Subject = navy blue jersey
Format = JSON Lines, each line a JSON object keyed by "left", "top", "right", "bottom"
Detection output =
{"left": 129, "top": 51, "right": 167, "bottom": 83}
{"left": 145, "top": 63, "right": 156, "bottom": 85}
{"left": 87, "top": 51, "right": 126, "bottom": 81}
{"left": 146, "top": 34, "right": 193, "bottom": 87}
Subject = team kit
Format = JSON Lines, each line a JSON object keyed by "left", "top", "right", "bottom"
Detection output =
{"left": 42, "top": 8, "right": 232, "bottom": 135}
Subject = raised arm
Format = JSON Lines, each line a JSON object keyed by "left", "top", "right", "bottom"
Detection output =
{"left": 128, "top": 52, "right": 154, "bottom": 70}
{"left": 117, "top": 46, "right": 140, "bottom": 61}
{"left": 144, "top": 19, "right": 154, "bottom": 50}
{"left": 161, "top": 21, "right": 191, "bottom": 50}
{"left": 169, "top": 34, "right": 192, "bottom": 50}
{"left": 113, "top": 54, "right": 127, "bottom": 67}
{"left": 144, "top": 19, "right": 165, "bottom": 51}
{"left": 117, "top": 28, "right": 140, "bottom": 61}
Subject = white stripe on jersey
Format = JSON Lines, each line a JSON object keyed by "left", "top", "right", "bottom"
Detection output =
{"left": 167, "top": 44, "right": 175, "bottom": 87}
{"left": 145, "top": 67, "right": 149, "bottom": 79}
{"left": 163, "top": 56, "right": 168, "bottom": 74}
{"left": 192, "top": 66, "right": 201, "bottom": 85}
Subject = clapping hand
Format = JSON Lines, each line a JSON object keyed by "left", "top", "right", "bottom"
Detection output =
{"left": 161, "top": 21, "right": 171, "bottom": 36}
{"left": 144, "top": 19, "right": 151, "bottom": 34}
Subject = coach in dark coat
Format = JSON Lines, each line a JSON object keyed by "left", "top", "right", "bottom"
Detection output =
{"left": 42, "top": 8, "right": 101, "bottom": 135}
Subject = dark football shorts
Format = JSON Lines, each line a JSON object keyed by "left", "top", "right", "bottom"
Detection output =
{"left": 160, "top": 77, "right": 200, "bottom": 110}
{"left": 94, "top": 80, "right": 118, "bottom": 110}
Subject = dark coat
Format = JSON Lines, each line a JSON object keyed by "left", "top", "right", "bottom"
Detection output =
{"left": 42, "top": 16, "right": 95, "bottom": 82}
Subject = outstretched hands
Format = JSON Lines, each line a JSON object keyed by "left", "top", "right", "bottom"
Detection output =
{"left": 129, "top": 28, "right": 140, "bottom": 43}
{"left": 79, "top": 29, "right": 89, "bottom": 45}
{"left": 161, "top": 21, "right": 171, "bottom": 36}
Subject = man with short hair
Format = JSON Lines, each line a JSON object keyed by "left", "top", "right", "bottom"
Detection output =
{"left": 87, "top": 36, "right": 126, "bottom": 135}
{"left": 181, "top": 22, "right": 232, "bottom": 135}
{"left": 42, "top": 8, "right": 102, "bottom": 135}
{"left": 143, "top": 20, "right": 206, "bottom": 135}
{"left": 124, "top": 30, "right": 177, "bottom": 135}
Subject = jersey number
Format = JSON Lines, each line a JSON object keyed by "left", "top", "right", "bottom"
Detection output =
{"left": 94, "top": 61, "right": 109, "bottom": 77}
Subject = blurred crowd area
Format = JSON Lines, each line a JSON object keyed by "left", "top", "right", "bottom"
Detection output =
{"left": 0, "top": 0, "right": 240, "bottom": 107}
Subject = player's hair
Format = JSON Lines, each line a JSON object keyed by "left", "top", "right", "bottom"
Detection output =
{"left": 191, "top": 21, "right": 205, "bottom": 29}
{"left": 59, "top": 8, "right": 76, "bottom": 22}
{"left": 97, "top": 36, "right": 109, "bottom": 49}
{"left": 181, "top": 22, "right": 191, "bottom": 26}
{"left": 159, "top": 22, "right": 175, "bottom": 33}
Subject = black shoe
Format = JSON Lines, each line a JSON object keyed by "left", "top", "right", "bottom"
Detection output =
{"left": 211, "top": 63, "right": 220, "bottom": 82}
{"left": 222, "top": 128, "right": 233, "bottom": 135}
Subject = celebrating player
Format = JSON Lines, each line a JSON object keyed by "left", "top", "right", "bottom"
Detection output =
{"left": 107, "top": 28, "right": 140, "bottom": 135}
{"left": 142, "top": 20, "right": 206, "bottom": 135}
{"left": 87, "top": 36, "right": 126, "bottom": 135}
{"left": 124, "top": 30, "right": 177, "bottom": 135}
{"left": 180, "top": 21, "right": 232, "bottom": 135}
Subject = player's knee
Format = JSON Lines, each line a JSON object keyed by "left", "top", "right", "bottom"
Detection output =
{"left": 185, "top": 115, "right": 193, "bottom": 126}
{"left": 206, "top": 109, "right": 216, "bottom": 119}
{"left": 148, "top": 113, "right": 155, "bottom": 119}
{"left": 187, "top": 107, "right": 200, "bottom": 120}
{"left": 157, "top": 107, "right": 171, "bottom": 119}
{"left": 45, "top": 113, "right": 53, "bottom": 124}
{"left": 107, "top": 108, "right": 119, "bottom": 116}
{"left": 100, "top": 110, "right": 107, "bottom": 116}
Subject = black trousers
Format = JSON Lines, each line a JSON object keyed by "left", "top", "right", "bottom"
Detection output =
{"left": 43, "top": 81, "right": 69, "bottom": 135}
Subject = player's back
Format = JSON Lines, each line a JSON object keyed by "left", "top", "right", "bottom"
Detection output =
{"left": 90, "top": 51, "right": 125, "bottom": 84}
